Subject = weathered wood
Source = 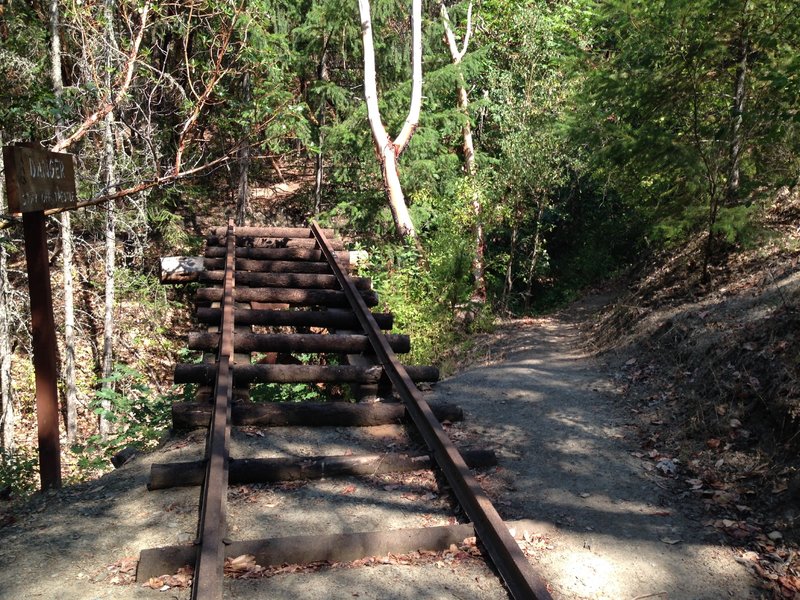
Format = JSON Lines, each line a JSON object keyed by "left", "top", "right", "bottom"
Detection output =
{"left": 209, "top": 226, "right": 334, "bottom": 238}
{"left": 207, "top": 235, "right": 345, "bottom": 250}
{"left": 148, "top": 449, "right": 496, "bottom": 490}
{"left": 174, "top": 363, "right": 439, "bottom": 385}
{"left": 172, "top": 400, "right": 462, "bottom": 428}
{"left": 204, "top": 247, "right": 350, "bottom": 262}
{"left": 195, "top": 287, "right": 378, "bottom": 307}
{"left": 187, "top": 332, "right": 410, "bottom": 354}
{"left": 203, "top": 257, "right": 335, "bottom": 274}
{"left": 136, "top": 519, "right": 550, "bottom": 582}
{"left": 196, "top": 308, "right": 393, "bottom": 330}
{"left": 200, "top": 271, "right": 371, "bottom": 291}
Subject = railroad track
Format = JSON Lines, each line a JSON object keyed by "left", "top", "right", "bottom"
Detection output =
{"left": 136, "top": 222, "right": 552, "bottom": 599}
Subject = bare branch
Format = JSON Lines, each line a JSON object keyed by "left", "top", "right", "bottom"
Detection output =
{"left": 52, "top": 0, "right": 152, "bottom": 153}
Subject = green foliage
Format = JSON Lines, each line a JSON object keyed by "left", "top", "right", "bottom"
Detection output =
{"left": 70, "top": 365, "right": 174, "bottom": 476}
{"left": 0, "top": 448, "right": 38, "bottom": 497}
{"left": 250, "top": 382, "right": 324, "bottom": 404}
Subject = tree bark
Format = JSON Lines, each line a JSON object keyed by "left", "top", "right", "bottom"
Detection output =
{"left": 0, "top": 130, "right": 14, "bottom": 451}
{"left": 235, "top": 71, "right": 251, "bottom": 226}
{"left": 99, "top": 0, "right": 117, "bottom": 439}
{"left": 441, "top": 2, "right": 484, "bottom": 301}
{"left": 50, "top": 0, "right": 78, "bottom": 444}
{"left": 726, "top": 7, "right": 749, "bottom": 206}
{"left": 314, "top": 35, "right": 330, "bottom": 214}
{"left": 358, "top": 0, "right": 422, "bottom": 241}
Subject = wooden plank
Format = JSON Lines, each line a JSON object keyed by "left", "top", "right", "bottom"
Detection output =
{"left": 200, "top": 270, "right": 371, "bottom": 291}
{"left": 209, "top": 226, "right": 334, "bottom": 238}
{"left": 136, "top": 520, "right": 552, "bottom": 582}
{"left": 171, "top": 400, "right": 463, "bottom": 429}
{"left": 195, "top": 308, "right": 393, "bottom": 330}
{"left": 203, "top": 257, "right": 335, "bottom": 274}
{"left": 187, "top": 332, "right": 409, "bottom": 354}
{"left": 207, "top": 235, "right": 344, "bottom": 250}
{"left": 205, "top": 247, "right": 350, "bottom": 262}
{"left": 174, "top": 363, "right": 439, "bottom": 385}
{"left": 147, "top": 449, "right": 497, "bottom": 490}
{"left": 195, "top": 286, "right": 378, "bottom": 307}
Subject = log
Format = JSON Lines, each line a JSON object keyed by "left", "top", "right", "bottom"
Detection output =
{"left": 209, "top": 226, "right": 334, "bottom": 238}
{"left": 207, "top": 235, "right": 345, "bottom": 250}
{"left": 171, "top": 400, "right": 462, "bottom": 428}
{"left": 147, "top": 449, "right": 496, "bottom": 490}
{"left": 204, "top": 247, "right": 350, "bottom": 262}
{"left": 203, "top": 258, "right": 335, "bottom": 274}
{"left": 195, "top": 287, "right": 378, "bottom": 307}
{"left": 199, "top": 271, "right": 371, "bottom": 291}
{"left": 195, "top": 308, "right": 394, "bottom": 330}
{"left": 174, "top": 363, "right": 439, "bottom": 385}
{"left": 136, "top": 519, "right": 552, "bottom": 582}
{"left": 187, "top": 332, "right": 410, "bottom": 354}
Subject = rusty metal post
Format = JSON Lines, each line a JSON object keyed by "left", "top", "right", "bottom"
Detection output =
{"left": 21, "top": 210, "right": 62, "bottom": 490}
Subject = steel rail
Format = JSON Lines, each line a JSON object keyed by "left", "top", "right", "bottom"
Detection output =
{"left": 191, "top": 219, "right": 236, "bottom": 600}
{"left": 310, "top": 222, "right": 552, "bottom": 600}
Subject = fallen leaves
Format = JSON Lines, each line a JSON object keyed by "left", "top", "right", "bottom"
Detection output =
{"left": 142, "top": 565, "right": 193, "bottom": 590}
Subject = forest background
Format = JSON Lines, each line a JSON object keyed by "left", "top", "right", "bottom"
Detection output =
{"left": 0, "top": 0, "right": 798, "bottom": 490}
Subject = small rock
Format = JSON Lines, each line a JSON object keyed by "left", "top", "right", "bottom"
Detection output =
{"left": 767, "top": 531, "right": 783, "bottom": 541}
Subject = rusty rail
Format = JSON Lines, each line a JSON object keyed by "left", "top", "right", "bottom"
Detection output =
{"left": 311, "top": 222, "right": 553, "bottom": 600}
{"left": 191, "top": 219, "right": 236, "bottom": 600}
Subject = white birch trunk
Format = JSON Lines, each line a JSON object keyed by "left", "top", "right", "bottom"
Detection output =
{"left": 358, "top": 0, "right": 421, "bottom": 241}
{"left": 442, "top": 3, "right": 484, "bottom": 301}
{"left": 235, "top": 71, "right": 251, "bottom": 226}
{"left": 726, "top": 8, "right": 749, "bottom": 206}
{"left": 0, "top": 130, "right": 14, "bottom": 451}
{"left": 50, "top": 0, "right": 78, "bottom": 443}
{"left": 99, "top": 0, "right": 117, "bottom": 439}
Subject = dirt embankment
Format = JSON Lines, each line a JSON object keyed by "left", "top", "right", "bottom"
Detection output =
{"left": 585, "top": 189, "right": 800, "bottom": 598}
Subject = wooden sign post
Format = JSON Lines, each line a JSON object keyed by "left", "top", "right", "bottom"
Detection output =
{"left": 2, "top": 144, "right": 78, "bottom": 490}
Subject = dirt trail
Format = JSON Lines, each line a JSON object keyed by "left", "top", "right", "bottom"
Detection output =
{"left": 0, "top": 298, "right": 760, "bottom": 599}
{"left": 432, "top": 297, "right": 760, "bottom": 599}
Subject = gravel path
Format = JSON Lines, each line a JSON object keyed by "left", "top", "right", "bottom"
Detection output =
{"left": 0, "top": 301, "right": 760, "bottom": 599}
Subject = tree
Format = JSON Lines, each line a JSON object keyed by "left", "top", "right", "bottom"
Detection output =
{"left": 49, "top": 0, "right": 78, "bottom": 443}
{"left": 0, "top": 129, "right": 14, "bottom": 452}
{"left": 441, "top": 1, "right": 485, "bottom": 301}
{"left": 358, "top": 0, "right": 422, "bottom": 242}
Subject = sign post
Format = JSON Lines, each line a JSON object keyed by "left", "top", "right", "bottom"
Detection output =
{"left": 2, "top": 144, "right": 78, "bottom": 490}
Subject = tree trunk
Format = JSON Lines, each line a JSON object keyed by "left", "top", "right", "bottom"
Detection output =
{"left": 314, "top": 36, "right": 330, "bottom": 214}
{"left": 0, "top": 130, "right": 14, "bottom": 452}
{"left": 50, "top": 0, "right": 78, "bottom": 443}
{"left": 235, "top": 71, "right": 251, "bottom": 226}
{"left": 99, "top": 0, "right": 117, "bottom": 439}
{"left": 358, "top": 0, "right": 422, "bottom": 242}
{"left": 523, "top": 200, "right": 546, "bottom": 312}
{"left": 725, "top": 11, "right": 749, "bottom": 206}
{"left": 441, "top": 2, "right": 484, "bottom": 301}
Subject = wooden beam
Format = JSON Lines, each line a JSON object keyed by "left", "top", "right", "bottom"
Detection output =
{"left": 136, "top": 519, "right": 552, "bottom": 583}
{"left": 148, "top": 449, "right": 496, "bottom": 490}
{"left": 172, "top": 400, "right": 462, "bottom": 428}
{"left": 195, "top": 287, "right": 378, "bottom": 307}
{"left": 195, "top": 308, "right": 393, "bottom": 330}
{"left": 187, "top": 332, "right": 409, "bottom": 354}
{"left": 200, "top": 271, "right": 371, "bottom": 290}
{"left": 174, "top": 363, "right": 439, "bottom": 385}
